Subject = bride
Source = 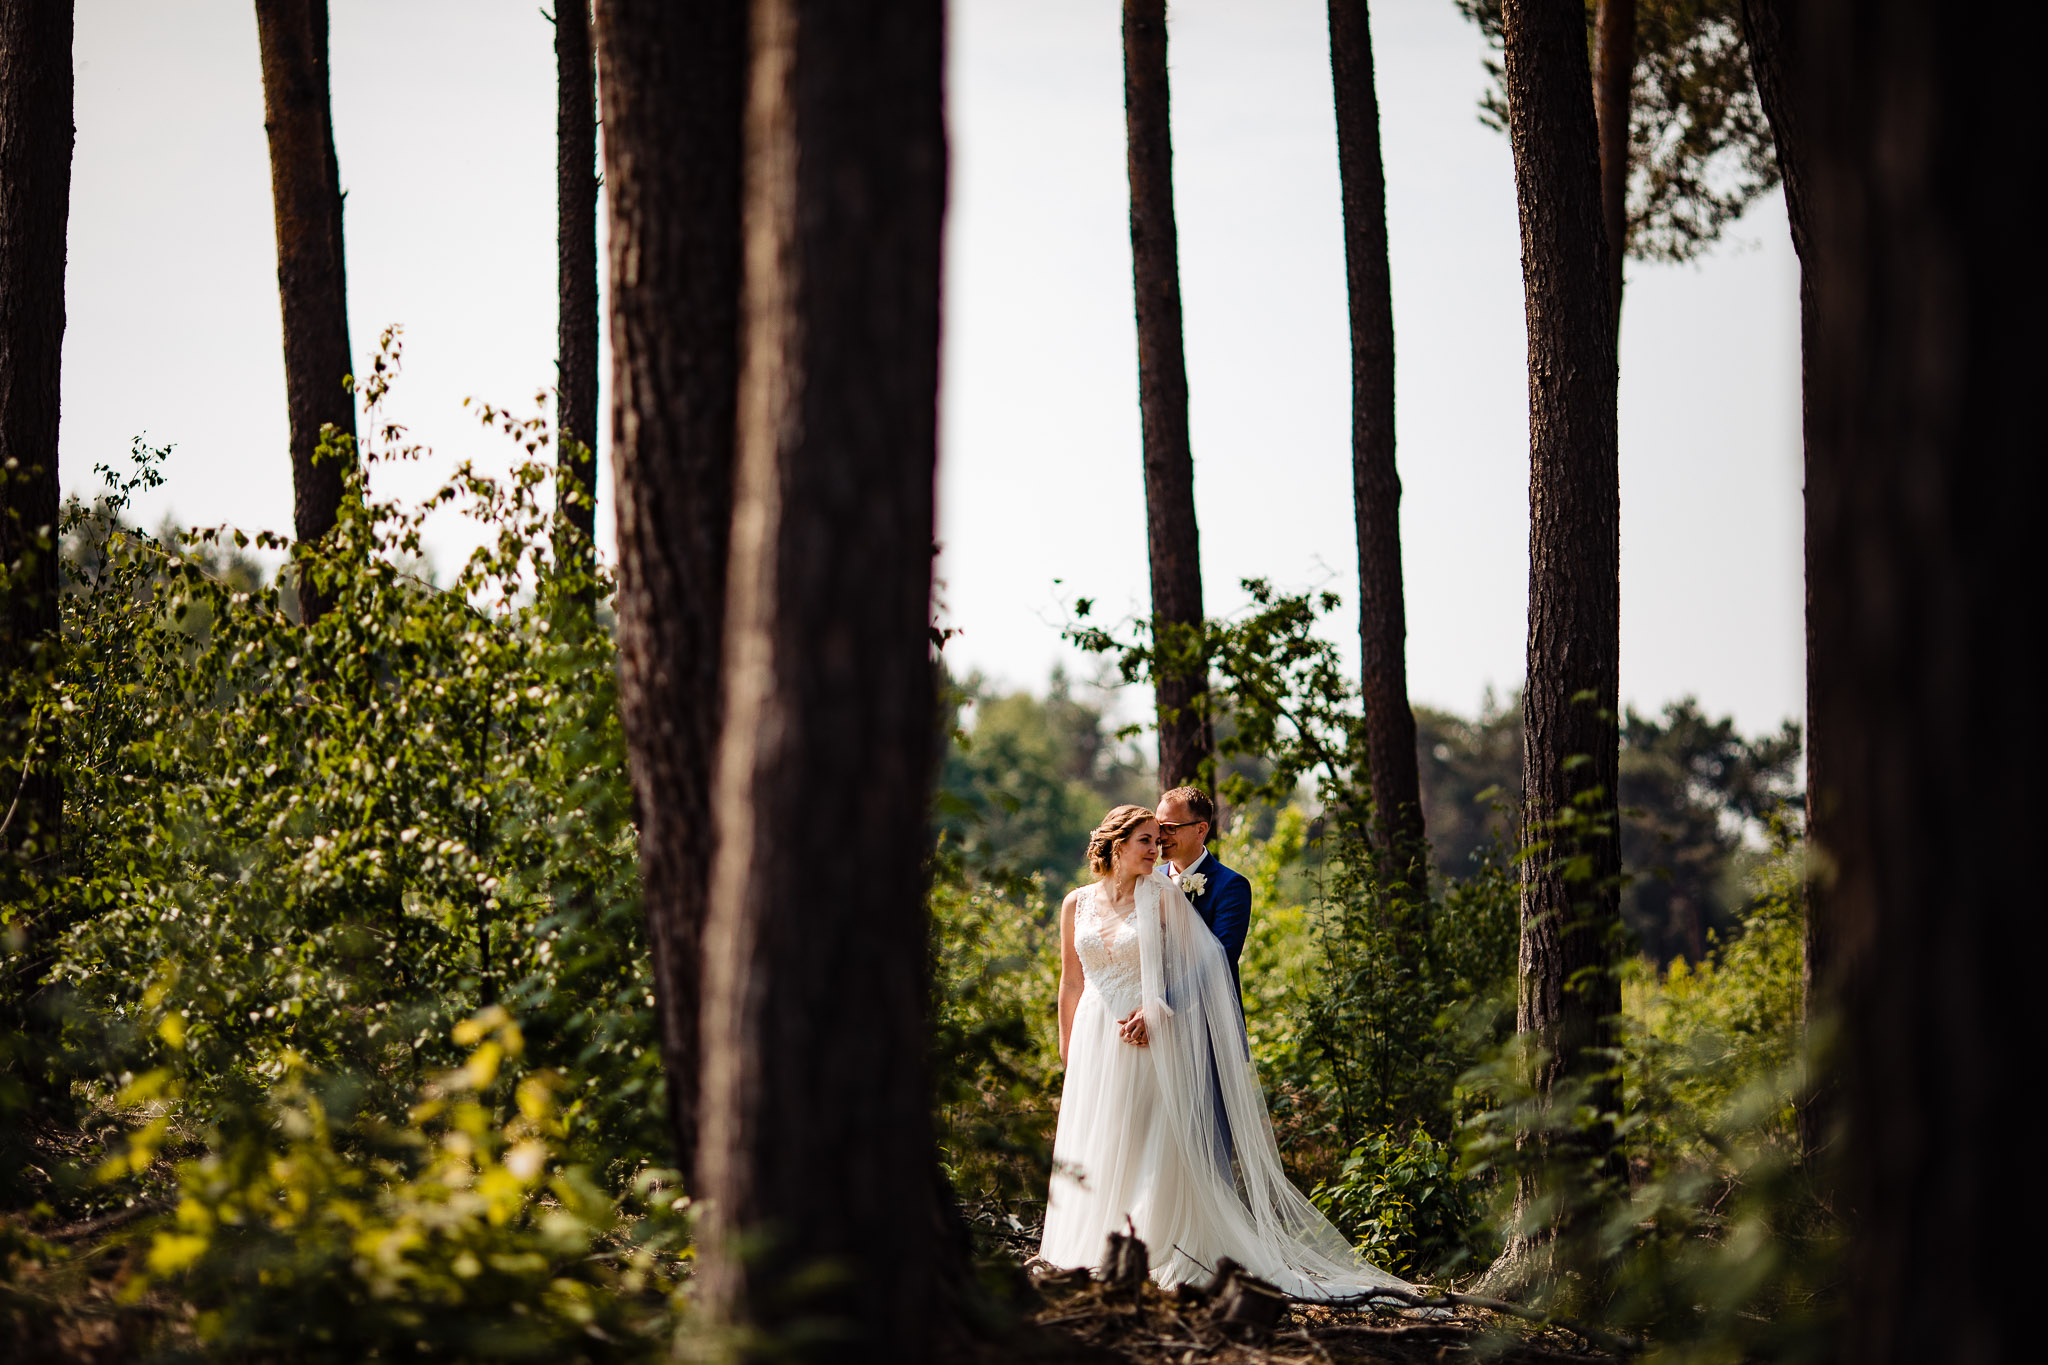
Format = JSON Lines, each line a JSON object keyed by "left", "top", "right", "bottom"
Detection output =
{"left": 1038, "top": 804, "right": 1409, "bottom": 1299}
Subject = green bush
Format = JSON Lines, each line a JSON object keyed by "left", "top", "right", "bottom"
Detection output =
{"left": 41, "top": 351, "right": 662, "bottom": 1175}
{"left": 132, "top": 1009, "right": 685, "bottom": 1362}
{"left": 0, "top": 343, "right": 688, "bottom": 1354}
{"left": 1311, "top": 1123, "right": 1488, "bottom": 1281}
{"left": 928, "top": 852, "right": 1060, "bottom": 1219}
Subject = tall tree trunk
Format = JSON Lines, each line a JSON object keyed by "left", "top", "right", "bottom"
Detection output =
{"left": 1122, "top": 0, "right": 1209, "bottom": 790}
{"left": 555, "top": 0, "right": 600, "bottom": 598}
{"left": 0, "top": 0, "right": 73, "bottom": 912}
{"left": 254, "top": 0, "right": 355, "bottom": 625}
{"left": 1327, "top": 0, "right": 1425, "bottom": 886}
{"left": 1802, "top": 3, "right": 2035, "bottom": 1360}
{"left": 694, "top": 0, "right": 960, "bottom": 1357}
{"left": 1591, "top": 0, "right": 1633, "bottom": 322}
{"left": 1737, "top": 0, "right": 1832, "bottom": 1177}
{"left": 593, "top": 0, "right": 745, "bottom": 1184}
{"left": 1498, "top": 0, "right": 1624, "bottom": 1291}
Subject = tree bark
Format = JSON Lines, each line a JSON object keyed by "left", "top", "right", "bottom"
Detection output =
{"left": 1500, "top": 0, "right": 1624, "bottom": 1286}
{"left": 0, "top": 0, "right": 73, "bottom": 891}
{"left": 555, "top": 0, "right": 600, "bottom": 596}
{"left": 593, "top": 0, "right": 745, "bottom": 1184}
{"left": 1801, "top": 3, "right": 2036, "bottom": 1360}
{"left": 254, "top": 0, "right": 355, "bottom": 624}
{"left": 693, "top": 0, "right": 958, "bottom": 1356}
{"left": 1737, "top": 0, "right": 1833, "bottom": 1176}
{"left": 1591, "top": 0, "right": 1633, "bottom": 323}
{"left": 1122, "top": 0, "right": 1209, "bottom": 790}
{"left": 1327, "top": 0, "right": 1425, "bottom": 886}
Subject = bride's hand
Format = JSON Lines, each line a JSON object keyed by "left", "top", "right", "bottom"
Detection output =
{"left": 1117, "top": 1010, "right": 1149, "bottom": 1047}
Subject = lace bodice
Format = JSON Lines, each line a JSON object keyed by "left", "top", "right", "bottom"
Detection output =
{"left": 1074, "top": 883, "right": 1145, "bottom": 1017}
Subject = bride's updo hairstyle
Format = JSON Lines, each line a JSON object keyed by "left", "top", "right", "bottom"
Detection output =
{"left": 1086, "top": 804, "right": 1157, "bottom": 878}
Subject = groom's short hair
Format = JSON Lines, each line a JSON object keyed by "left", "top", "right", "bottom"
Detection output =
{"left": 1160, "top": 786, "right": 1214, "bottom": 833}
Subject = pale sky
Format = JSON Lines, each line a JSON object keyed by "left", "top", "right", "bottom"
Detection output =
{"left": 61, "top": 0, "right": 1803, "bottom": 737}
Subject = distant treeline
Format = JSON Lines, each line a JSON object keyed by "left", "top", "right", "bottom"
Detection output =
{"left": 937, "top": 669, "right": 1800, "bottom": 965}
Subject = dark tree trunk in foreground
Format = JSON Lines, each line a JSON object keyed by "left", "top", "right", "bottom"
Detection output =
{"left": 695, "top": 1, "right": 960, "bottom": 1357}
{"left": 1123, "top": 0, "right": 1209, "bottom": 790}
{"left": 1591, "top": 0, "right": 1633, "bottom": 322}
{"left": 0, "top": 0, "right": 73, "bottom": 894}
{"left": 554, "top": 0, "right": 600, "bottom": 593}
{"left": 1738, "top": 0, "right": 1833, "bottom": 1176}
{"left": 1803, "top": 4, "right": 2037, "bottom": 1360}
{"left": 1499, "top": 0, "right": 1624, "bottom": 1287}
{"left": 1327, "top": 0, "right": 1425, "bottom": 886}
{"left": 254, "top": 0, "right": 355, "bottom": 624}
{"left": 593, "top": 0, "right": 744, "bottom": 1183}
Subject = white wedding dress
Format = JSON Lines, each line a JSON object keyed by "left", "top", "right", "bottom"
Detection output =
{"left": 1037, "top": 871, "right": 1409, "bottom": 1299}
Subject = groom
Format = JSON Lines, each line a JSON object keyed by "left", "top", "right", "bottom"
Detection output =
{"left": 1156, "top": 785, "right": 1252, "bottom": 995}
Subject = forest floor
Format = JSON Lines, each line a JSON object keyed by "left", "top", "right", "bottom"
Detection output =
{"left": 1014, "top": 1259, "right": 1625, "bottom": 1364}
{"left": 4, "top": 1246, "right": 1628, "bottom": 1364}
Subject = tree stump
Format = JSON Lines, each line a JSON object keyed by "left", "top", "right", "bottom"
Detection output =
{"left": 1204, "top": 1258, "right": 1287, "bottom": 1336}
{"left": 1099, "top": 1226, "right": 1150, "bottom": 1291}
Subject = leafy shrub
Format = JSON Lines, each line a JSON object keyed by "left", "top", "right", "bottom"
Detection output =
{"left": 43, "top": 343, "right": 662, "bottom": 1177}
{"left": 133, "top": 1009, "right": 685, "bottom": 1362}
{"left": 1311, "top": 1124, "right": 1488, "bottom": 1281}
{"left": 928, "top": 853, "right": 1060, "bottom": 1219}
{"left": 1455, "top": 836, "right": 1836, "bottom": 1350}
{"left": 0, "top": 341, "right": 691, "bottom": 1354}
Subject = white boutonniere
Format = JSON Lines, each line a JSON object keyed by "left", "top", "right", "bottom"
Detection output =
{"left": 1176, "top": 871, "right": 1208, "bottom": 898}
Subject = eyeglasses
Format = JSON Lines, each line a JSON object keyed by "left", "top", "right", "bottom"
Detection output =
{"left": 1157, "top": 820, "right": 1205, "bottom": 835}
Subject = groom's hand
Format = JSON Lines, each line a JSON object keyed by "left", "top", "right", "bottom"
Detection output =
{"left": 1117, "top": 1010, "right": 1149, "bottom": 1047}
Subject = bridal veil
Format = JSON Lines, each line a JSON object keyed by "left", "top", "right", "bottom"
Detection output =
{"left": 1131, "top": 871, "right": 1407, "bottom": 1299}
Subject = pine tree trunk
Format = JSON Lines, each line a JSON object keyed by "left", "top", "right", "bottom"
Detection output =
{"left": 1591, "top": 0, "right": 1633, "bottom": 322}
{"left": 1122, "top": 0, "right": 1209, "bottom": 790}
{"left": 1802, "top": 4, "right": 2035, "bottom": 1359}
{"left": 1499, "top": 0, "right": 1624, "bottom": 1288}
{"left": 0, "top": 0, "right": 73, "bottom": 897}
{"left": 1327, "top": 0, "right": 1425, "bottom": 885}
{"left": 693, "top": 1, "right": 961, "bottom": 1356}
{"left": 254, "top": 0, "right": 355, "bottom": 624}
{"left": 1737, "top": 0, "right": 1833, "bottom": 1178}
{"left": 593, "top": 0, "right": 745, "bottom": 1183}
{"left": 554, "top": 0, "right": 599, "bottom": 596}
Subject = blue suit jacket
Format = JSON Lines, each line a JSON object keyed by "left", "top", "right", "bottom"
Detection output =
{"left": 1179, "top": 853, "right": 1252, "bottom": 991}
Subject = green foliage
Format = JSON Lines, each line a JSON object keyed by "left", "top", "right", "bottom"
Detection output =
{"left": 1619, "top": 701, "right": 1801, "bottom": 963}
{"left": 1455, "top": 839, "right": 1835, "bottom": 1348}
{"left": 133, "top": 1010, "right": 685, "bottom": 1362}
{"left": 928, "top": 851, "right": 1062, "bottom": 1220}
{"left": 1419, "top": 694, "right": 1802, "bottom": 963}
{"left": 2, "top": 339, "right": 681, "bottom": 1355}
{"left": 1311, "top": 1125, "right": 1487, "bottom": 1282}
{"left": 43, "top": 343, "right": 661, "bottom": 1167}
{"left": 1067, "top": 578, "right": 1358, "bottom": 810}
{"left": 1414, "top": 694, "right": 1523, "bottom": 881}
{"left": 935, "top": 669, "right": 1150, "bottom": 885}
{"left": 1595, "top": 864, "right": 1833, "bottom": 1359}
{"left": 1622, "top": 847, "right": 1802, "bottom": 1157}
{"left": 1282, "top": 821, "right": 1519, "bottom": 1276}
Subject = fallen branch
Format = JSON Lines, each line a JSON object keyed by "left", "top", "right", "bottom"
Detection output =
{"left": 40, "top": 1197, "right": 175, "bottom": 1244}
{"left": 1314, "top": 1284, "right": 1637, "bottom": 1356}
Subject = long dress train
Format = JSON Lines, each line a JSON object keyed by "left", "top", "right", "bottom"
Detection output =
{"left": 1038, "top": 872, "right": 1408, "bottom": 1299}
